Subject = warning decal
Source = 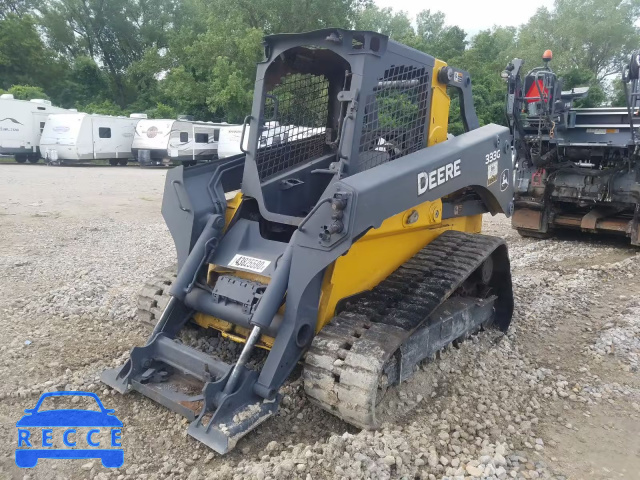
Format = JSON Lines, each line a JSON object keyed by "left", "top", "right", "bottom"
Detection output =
{"left": 587, "top": 128, "right": 619, "bottom": 134}
{"left": 487, "top": 161, "right": 498, "bottom": 186}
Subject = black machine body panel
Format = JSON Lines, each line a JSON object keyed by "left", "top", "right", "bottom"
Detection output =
{"left": 505, "top": 52, "right": 640, "bottom": 243}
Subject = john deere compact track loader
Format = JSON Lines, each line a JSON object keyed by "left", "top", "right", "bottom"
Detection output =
{"left": 505, "top": 50, "right": 640, "bottom": 244}
{"left": 102, "top": 29, "right": 515, "bottom": 454}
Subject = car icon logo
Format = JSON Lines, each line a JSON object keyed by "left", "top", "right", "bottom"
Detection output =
{"left": 15, "top": 391, "right": 123, "bottom": 468}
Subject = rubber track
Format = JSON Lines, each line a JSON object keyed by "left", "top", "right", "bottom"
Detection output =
{"left": 137, "top": 265, "right": 177, "bottom": 327}
{"left": 303, "top": 230, "right": 506, "bottom": 429}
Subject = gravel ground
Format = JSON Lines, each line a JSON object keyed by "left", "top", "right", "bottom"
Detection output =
{"left": 0, "top": 164, "right": 639, "bottom": 480}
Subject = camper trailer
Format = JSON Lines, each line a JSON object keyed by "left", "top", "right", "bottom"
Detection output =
{"left": 0, "top": 94, "right": 70, "bottom": 163}
{"left": 40, "top": 113, "right": 144, "bottom": 165}
{"left": 217, "top": 122, "right": 325, "bottom": 159}
{"left": 131, "top": 118, "right": 237, "bottom": 166}
{"left": 217, "top": 124, "right": 248, "bottom": 159}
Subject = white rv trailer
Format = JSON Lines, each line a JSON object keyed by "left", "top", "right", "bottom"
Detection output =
{"left": 217, "top": 122, "right": 325, "bottom": 159}
{"left": 40, "top": 113, "right": 144, "bottom": 165}
{"left": 131, "top": 118, "right": 238, "bottom": 166}
{"left": 217, "top": 124, "right": 247, "bottom": 159}
{"left": 0, "top": 94, "right": 70, "bottom": 163}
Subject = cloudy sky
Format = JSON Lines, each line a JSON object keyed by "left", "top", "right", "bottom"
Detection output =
{"left": 373, "top": 0, "right": 555, "bottom": 35}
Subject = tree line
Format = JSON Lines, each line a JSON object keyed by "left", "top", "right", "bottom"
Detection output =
{"left": 1, "top": 0, "right": 639, "bottom": 134}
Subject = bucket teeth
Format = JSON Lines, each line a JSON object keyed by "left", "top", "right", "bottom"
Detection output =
{"left": 188, "top": 396, "right": 280, "bottom": 454}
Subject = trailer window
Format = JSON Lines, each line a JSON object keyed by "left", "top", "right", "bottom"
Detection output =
{"left": 195, "top": 133, "right": 209, "bottom": 143}
{"left": 213, "top": 129, "right": 220, "bottom": 141}
{"left": 99, "top": 127, "right": 111, "bottom": 139}
{"left": 180, "top": 132, "right": 188, "bottom": 142}
{"left": 40, "top": 122, "right": 45, "bottom": 134}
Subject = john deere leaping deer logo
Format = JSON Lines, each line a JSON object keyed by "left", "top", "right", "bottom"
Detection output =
{"left": 500, "top": 169, "right": 510, "bottom": 192}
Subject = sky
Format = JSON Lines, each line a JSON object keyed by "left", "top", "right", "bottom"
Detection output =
{"left": 374, "top": 0, "right": 555, "bottom": 36}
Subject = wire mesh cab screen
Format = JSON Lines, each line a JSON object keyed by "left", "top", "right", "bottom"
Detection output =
{"left": 357, "top": 65, "right": 430, "bottom": 172}
{"left": 249, "top": 45, "right": 350, "bottom": 219}
{"left": 255, "top": 43, "right": 353, "bottom": 184}
{"left": 256, "top": 72, "right": 330, "bottom": 180}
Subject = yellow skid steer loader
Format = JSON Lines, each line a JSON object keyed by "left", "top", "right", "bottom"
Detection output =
{"left": 103, "top": 29, "right": 514, "bottom": 454}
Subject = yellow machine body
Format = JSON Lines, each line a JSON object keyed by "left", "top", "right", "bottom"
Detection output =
{"left": 191, "top": 59, "right": 483, "bottom": 348}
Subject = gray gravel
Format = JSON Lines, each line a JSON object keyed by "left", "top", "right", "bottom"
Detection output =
{"left": 0, "top": 165, "right": 639, "bottom": 480}
{"left": 591, "top": 300, "right": 640, "bottom": 372}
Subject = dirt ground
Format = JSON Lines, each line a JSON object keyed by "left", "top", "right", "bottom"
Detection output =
{"left": 0, "top": 163, "right": 638, "bottom": 480}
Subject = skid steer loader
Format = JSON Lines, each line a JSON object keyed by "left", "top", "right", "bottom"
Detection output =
{"left": 102, "top": 29, "right": 515, "bottom": 454}
{"left": 505, "top": 50, "right": 640, "bottom": 244}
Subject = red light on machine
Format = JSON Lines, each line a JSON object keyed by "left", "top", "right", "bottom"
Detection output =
{"left": 543, "top": 49, "right": 553, "bottom": 61}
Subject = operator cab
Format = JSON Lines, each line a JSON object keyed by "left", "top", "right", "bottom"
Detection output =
{"left": 512, "top": 49, "right": 590, "bottom": 133}
{"left": 521, "top": 50, "right": 564, "bottom": 117}
{"left": 241, "top": 29, "right": 436, "bottom": 225}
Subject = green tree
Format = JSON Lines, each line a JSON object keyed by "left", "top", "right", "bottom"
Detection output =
{"left": 207, "top": 56, "right": 258, "bottom": 123}
{"left": 559, "top": 68, "right": 606, "bottom": 107}
{"left": 354, "top": 7, "right": 469, "bottom": 60}
{"left": 0, "top": 0, "right": 33, "bottom": 18}
{"left": 52, "top": 56, "right": 111, "bottom": 108}
{"left": 0, "top": 14, "right": 64, "bottom": 92}
{"left": 353, "top": 6, "right": 415, "bottom": 43}
{"left": 146, "top": 102, "right": 177, "bottom": 119}
{"left": 39, "top": 0, "right": 179, "bottom": 105}
{"left": 0, "top": 84, "right": 49, "bottom": 99}
{"left": 77, "top": 99, "right": 126, "bottom": 116}
{"left": 209, "top": 0, "right": 362, "bottom": 34}
{"left": 611, "top": 79, "right": 628, "bottom": 107}
{"left": 160, "top": 0, "right": 361, "bottom": 122}
{"left": 446, "top": 27, "right": 517, "bottom": 134}
{"left": 411, "top": 10, "right": 467, "bottom": 59}
{"left": 517, "top": 0, "right": 640, "bottom": 81}
{"left": 6, "top": 0, "right": 637, "bottom": 125}
{"left": 160, "top": 66, "right": 211, "bottom": 120}
{"left": 124, "top": 49, "right": 171, "bottom": 114}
